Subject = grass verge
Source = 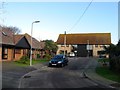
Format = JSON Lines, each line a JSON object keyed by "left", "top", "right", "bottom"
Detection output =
{"left": 98, "top": 58, "right": 109, "bottom": 63}
{"left": 96, "top": 66, "right": 120, "bottom": 83}
{"left": 14, "top": 59, "right": 49, "bottom": 67}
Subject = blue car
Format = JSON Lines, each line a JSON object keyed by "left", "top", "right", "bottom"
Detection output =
{"left": 48, "top": 54, "right": 68, "bottom": 67}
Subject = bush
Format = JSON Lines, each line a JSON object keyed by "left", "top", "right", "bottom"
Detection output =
{"left": 18, "top": 56, "right": 29, "bottom": 64}
{"left": 44, "top": 54, "right": 52, "bottom": 60}
{"left": 37, "top": 54, "right": 40, "bottom": 58}
{"left": 110, "top": 56, "right": 120, "bottom": 73}
{"left": 20, "top": 56, "right": 29, "bottom": 60}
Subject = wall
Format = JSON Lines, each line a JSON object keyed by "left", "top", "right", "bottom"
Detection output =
{"left": 33, "top": 49, "right": 37, "bottom": 59}
{"left": 92, "top": 45, "right": 109, "bottom": 57}
{"left": 7, "top": 48, "right": 14, "bottom": 61}
{"left": 56, "top": 45, "right": 73, "bottom": 55}
{"left": 14, "top": 49, "right": 23, "bottom": 60}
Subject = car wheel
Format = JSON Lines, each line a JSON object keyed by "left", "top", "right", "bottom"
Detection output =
{"left": 66, "top": 63, "right": 68, "bottom": 65}
{"left": 61, "top": 63, "right": 64, "bottom": 67}
{"left": 48, "top": 64, "right": 51, "bottom": 67}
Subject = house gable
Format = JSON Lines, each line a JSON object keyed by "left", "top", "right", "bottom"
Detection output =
{"left": 15, "top": 36, "right": 30, "bottom": 49}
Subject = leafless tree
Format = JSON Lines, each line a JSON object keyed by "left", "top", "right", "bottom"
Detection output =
{"left": 1, "top": 25, "right": 21, "bottom": 34}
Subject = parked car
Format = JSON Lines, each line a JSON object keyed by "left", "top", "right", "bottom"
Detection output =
{"left": 48, "top": 54, "right": 68, "bottom": 67}
{"left": 99, "top": 55, "right": 106, "bottom": 59}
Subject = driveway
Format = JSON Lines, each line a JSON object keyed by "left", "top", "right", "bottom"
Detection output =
{"left": 19, "top": 57, "right": 117, "bottom": 89}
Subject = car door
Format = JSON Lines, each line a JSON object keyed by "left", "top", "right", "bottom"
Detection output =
{"left": 64, "top": 56, "right": 68, "bottom": 64}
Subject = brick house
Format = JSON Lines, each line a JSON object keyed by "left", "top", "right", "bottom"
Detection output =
{"left": 0, "top": 28, "right": 43, "bottom": 61}
{"left": 56, "top": 33, "right": 111, "bottom": 57}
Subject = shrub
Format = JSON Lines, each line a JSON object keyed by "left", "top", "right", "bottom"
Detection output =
{"left": 18, "top": 56, "right": 29, "bottom": 64}
{"left": 37, "top": 54, "right": 40, "bottom": 58}
{"left": 44, "top": 54, "right": 52, "bottom": 60}
{"left": 110, "top": 56, "right": 120, "bottom": 73}
{"left": 20, "top": 56, "right": 29, "bottom": 60}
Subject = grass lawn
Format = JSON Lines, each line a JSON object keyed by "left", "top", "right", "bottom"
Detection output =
{"left": 98, "top": 58, "right": 109, "bottom": 63}
{"left": 14, "top": 59, "right": 49, "bottom": 67}
{"left": 96, "top": 66, "right": 120, "bottom": 83}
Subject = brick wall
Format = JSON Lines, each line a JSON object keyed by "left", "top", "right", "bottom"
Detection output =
{"left": 57, "top": 45, "right": 73, "bottom": 55}
{"left": 7, "top": 48, "right": 14, "bottom": 61}
{"left": 92, "top": 45, "right": 109, "bottom": 57}
{"left": 14, "top": 49, "right": 23, "bottom": 60}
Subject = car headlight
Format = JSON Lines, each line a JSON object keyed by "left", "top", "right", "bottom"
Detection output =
{"left": 58, "top": 61, "right": 62, "bottom": 63}
{"left": 49, "top": 61, "right": 51, "bottom": 63}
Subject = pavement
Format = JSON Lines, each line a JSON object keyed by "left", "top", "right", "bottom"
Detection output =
{"left": 84, "top": 58, "right": 120, "bottom": 90}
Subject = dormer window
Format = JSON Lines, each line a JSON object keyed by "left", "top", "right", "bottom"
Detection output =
{"left": 2, "top": 31, "right": 7, "bottom": 36}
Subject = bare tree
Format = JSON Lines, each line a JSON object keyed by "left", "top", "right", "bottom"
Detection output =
{"left": 7, "top": 26, "right": 21, "bottom": 34}
{"left": 1, "top": 25, "right": 21, "bottom": 34}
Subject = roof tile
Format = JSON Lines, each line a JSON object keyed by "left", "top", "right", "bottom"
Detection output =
{"left": 57, "top": 33, "right": 111, "bottom": 45}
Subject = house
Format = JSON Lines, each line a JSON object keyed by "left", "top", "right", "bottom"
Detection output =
{"left": 0, "top": 27, "right": 44, "bottom": 61}
{"left": 1, "top": 28, "right": 15, "bottom": 61}
{"left": 56, "top": 33, "right": 111, "bottom": 57}
{"left": 39, "top": 41, "right": 46, "bottom": 58}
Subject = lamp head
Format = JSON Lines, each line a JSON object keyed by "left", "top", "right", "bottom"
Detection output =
{"left": 33, "top": 21, "right": 40, "bottom": 23}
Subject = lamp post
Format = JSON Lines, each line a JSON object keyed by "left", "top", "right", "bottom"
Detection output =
{"left": 30, "top": 21, "right": 40, "bottom": 66}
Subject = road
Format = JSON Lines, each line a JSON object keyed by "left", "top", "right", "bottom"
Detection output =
{"left": 19, "top": 57, "right": 115, "bottom": 89}
{"left": 2, "top": 61, "right": 36, "bottom": 88}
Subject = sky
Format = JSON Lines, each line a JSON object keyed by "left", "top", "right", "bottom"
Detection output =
{"left": 0, "top": 1, "right": 119, "bottom": 44}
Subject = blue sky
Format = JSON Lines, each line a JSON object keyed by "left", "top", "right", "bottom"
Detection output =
{"left": 1, "top": 1, "right": 118, "bottom": 44}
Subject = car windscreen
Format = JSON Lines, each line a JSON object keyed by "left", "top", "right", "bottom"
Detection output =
{"left": 53, "top": 55, "right": 63, "bottom": 59}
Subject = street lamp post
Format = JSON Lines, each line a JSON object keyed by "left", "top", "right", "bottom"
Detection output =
{"left": 30, "top": 21, "right": 40, "bottom": 66}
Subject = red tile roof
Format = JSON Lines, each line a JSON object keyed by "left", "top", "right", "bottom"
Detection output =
{"left": 14, "top": 35, "right": 24, "bottom": 45}
{"left": 24, "top": 33, "right": 40, "bottom": 49}
{"left": 57, "top": 33, "right": 111, "bottom": 45}
{"left": 2, "top": 28, "right": 14, "bottom": 45}
{"left": 1, "top": 28, "right": 44, "bottom": 49}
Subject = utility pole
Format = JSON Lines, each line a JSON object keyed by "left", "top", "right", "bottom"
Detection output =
{"left": 64, "top": 31, "right": 66, "bottom": 56}
{"left": 87, "top": 40, "right": 89, "bottom": 57}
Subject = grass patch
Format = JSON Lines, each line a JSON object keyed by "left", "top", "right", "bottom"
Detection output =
{"left": 98, "top": 58, "right": 109, "bottom": 63}
{"left": 96, "top": 66, "right": 120, "bottom": 83}
{"left": 14, "top": 59, "right": 49, "bottom": 67}
{"left": 32, "top": 59, "right": 50, "bottom": 64}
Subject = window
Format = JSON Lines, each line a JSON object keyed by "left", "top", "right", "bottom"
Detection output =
{"left": 23, "top": 49, "right": 29, "bottom": 55}
{"left": 61, "top": 45, "right": 69, "bottom": 47}
{"left": 2, "top": 48, "right": 8, "bottom": 59}
{"left": 15, "top": 49, "right": 21, "bottom": 54}
{"left": 2, "top": 32, "right": 7, "bottom": 36}
{"left": 61, "top": 45, "right": 65, "bottom": 47}
{"left": 66, "top": 45, "right": 69, "bottom": 47}
{"left": 95, "top": 45, "right": 98, "bottom": 48}
{"left": 100, "top": 45, "right": 104, "bottom": 48}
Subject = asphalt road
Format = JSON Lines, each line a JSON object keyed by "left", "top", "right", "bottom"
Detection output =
{"left": 19, "top": 57, "right": 115, "bottom": 89}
